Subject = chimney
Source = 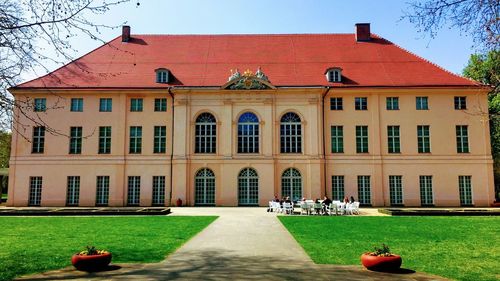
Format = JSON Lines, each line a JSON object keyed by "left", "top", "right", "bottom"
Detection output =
{"left": 122, "top": 25, "right": 131, "bottom": 42}
{"left": 355, "top": 23, "right": 371, "bottom": 42}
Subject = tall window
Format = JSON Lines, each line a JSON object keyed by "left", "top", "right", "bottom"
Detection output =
{"left": 99, "top": 98, "right": 112, "bottom": 112}
{"left": 356, "top": 125, "right": 369, "bottom": 153}
{"left": 454, "top": 96, "right": 467, "bottom": 110}
{"left": 331, "top": 175, "right": 345, "bottom": 201}
{"left": 238, "top": 112, "right": 259, "bottom": 153}
{"left": 154, "top": 126, "right": 167, "bottom": 153}
{"left": 355, "top": 97, "right": 367, "bottom": 110}
{"left": 96, "top": 176, "right": 109, "bottom": 206}
{"left": 331, "top": 126, "right": 344, "bottom": 153}
{"left": 195, "top": 113, "right": 217, "bottom": 154}
{"left": 66, "top": 176, "right": 80, "bottom": 206}
{"left": 195, "top": 168, "right": 215, "bottom": 205}
{"left": 387, "top": 126, "right": 400, "bottom": 153}
{"left": 70, "top": 98, "right": 83, "bottom": 112}
{"left": 34, "top": 98, "right": 46, "bottom": 112}
{"left": 281, "top": 168, "right": 302, "bottom": 202}
{"left": 32, "top": 126, "right": 45, "bottom": 153}
{"left": 416, "top": 96, "right": 428, "bottom": 110}
{"left": 417, "top": 125, "right": 431, "bottom": 153}
{"left": 386, "top": 97, "right": 399, "bottom": 110}
{"left": 389, "top": 175, "right": 403, "bottom": 205}
{"left": 456, "top": 125, "right": 469, "bottom": 153}
{"left": 130, "top": 98, "right": 143, "bottom": 112}
{"left": 152, "top": 176, "right": 166, "bottom": 205}
{"left": 99, "top": 126, "right": 111, "bottom": 154}
{"left": 69, "top": 127, "right": 82, "bottom": 154}
{"left": 330, "top": 97, "right": 343, "bottom": 110}
{"left": 28, "top": 176, "right": 42, "bottom": 206}
{"left": 419, "top": 175, "right": 433, "bottom": 206}
{"left": 459, "top": 176, "right": 473, "bottom": 206}
{"left": 357, "top": 175, "right": 371, "bottom": 205}
{"left": 238, "top": 168, "right": 259, "bottom": 205}
{"left": 129, "top": 126, "right": 142, "bottom": 154}
{"left": 280, "top": 112, "right": 302, "bottom": 153}
{"left": 154, "top": 98, "right": 167, "bottom": 112}
{"left": 127, "top": 176, "right": 141, "bottom": 206}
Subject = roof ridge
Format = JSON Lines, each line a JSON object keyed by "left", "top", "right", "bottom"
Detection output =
{"left": 131, "top": 33, "right": 355, "bottom": 36}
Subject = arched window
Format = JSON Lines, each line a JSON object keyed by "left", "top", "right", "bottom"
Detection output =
{"left": 195, "top": 168, "right": 215, "bottom": 205}
{"left": 280, "top": 112, "right": 302, "bottom": 153}
{"left": 238, "top": 112, "right": 259, "bottom": 153}
{"left": 195, "top": 113, "right": 216, "bottom": 153}
{"left": 238, "top": 168, "right": 259, "bottom": 205}
{"left": 281, "top": 168, "right": 302, "bottom": 202}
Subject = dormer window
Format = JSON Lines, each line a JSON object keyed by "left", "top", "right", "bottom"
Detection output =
{"left": 155, "top": 68, "right": 170, "bottom": 83}
{"left": 325, "top": 68, "right": 342, "bottom": 83}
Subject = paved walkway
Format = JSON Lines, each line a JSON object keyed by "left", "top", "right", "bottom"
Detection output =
{"left": 18, "top": 208, "right": 447, "bottom": 281}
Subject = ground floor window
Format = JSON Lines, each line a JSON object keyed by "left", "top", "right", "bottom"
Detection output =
{"left": 152, "top": 176, "right": 166, "bottom": 205}
{"left": 281, "top": 168, "right": 302, "bottom": 201}
{"left": 28, "top": 177, "right": 42, "bottom": 206}
{"left": 238, "top": 168, "right": 259, "bottom": 205}
{"left": 96, "top": 176, "right": 109, "bottom": 206}
{"left": 66, "top": 176, "right": 80, "bottom": 206}
{"left": 127, "top": 176, "right": 141, "bottom": 206}
{"left": 357, "top": 175, "right": 371, "bottom": 205}
{"left": 459, "top": 175, "right": 473, "bottom": 206}
{"left": 195, "top": 168, "right": 215, "bottom": 205}
{"left": 419, "top": 175, "right": 433, "bottom": 206}
{"left": 389, "top": 175, "right": 403, "bottom": 205}
{"left": 331, "top": 175, "right": 344, "bottom": 201}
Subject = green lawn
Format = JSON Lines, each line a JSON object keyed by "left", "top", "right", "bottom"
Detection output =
{"left": 279, "top": 216, "right": 500, "bottom": 281}
{"left": 0, "top": 216, "right": 217, "bottom": 281}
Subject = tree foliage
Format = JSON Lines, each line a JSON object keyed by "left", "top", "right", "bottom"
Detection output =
{"left": 0, "top": 131, "right": 11, "bottom": 169}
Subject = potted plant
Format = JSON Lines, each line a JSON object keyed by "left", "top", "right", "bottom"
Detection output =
{"left": 360, "top": 244, "right": 402, "bottom": 271}
{"left": 71, "top": 246, "right": 112, "bottom": 271}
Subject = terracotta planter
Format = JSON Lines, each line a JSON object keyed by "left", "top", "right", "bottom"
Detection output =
{"left": 361, "top": 253, "right": 402, "bottom": 271}
{"left": 71, "top": 252, "right": 112, "bottom": 271}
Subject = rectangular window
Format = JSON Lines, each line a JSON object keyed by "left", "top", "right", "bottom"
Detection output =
{"left": 69, "top": 127, "right": 82, "bottom": 154}
{"left": 356, "top": 125, "right": 369, "bottom": 153}
{"left": 66, "top": 176, "right": 80, "bottom": 206}
{"left": 129, "top": 126, "right": 142, "bottom": 154}
{"left": 32, "top": 126, "right": 45, "bottom": 154}
{"left": 355, "top": 97, "right": 367, "bottom": 110}
{"left": 99, "top": 98, "right": 112, "bottom": 112}
{"left": 96, "top": 176, "right": 110, "bottom": 206}
{"left": 130, "top": 98, "right": 143, "bottom": 112}
{"left": 419, "top": 175, "right": 433, "bottom": 206}
{"left": 331, "top": 176, "right": 345, "bottom": 201}
{"left": 416, "top": 96, "right": 429, "bottom": 110}
{"left": 417, "top": 125, "right": 431, "bottom": 153}
{"left": 330, "top": 97, "right": 343, "bottom": 110}
{"left": 152, "top": 176, "right": 166, "bottom": 205}
{"left": 28, "top": 176, "right": 42, "bottom": 206}
{"left": 389, "top": 175, "right": 403, "bottom": 205}
{"left": 387, "top": 125, "right": 400, "bottom": 153}
{"left": 386, "top": 97, "right": 399, "bottom": 110}
{"left": 154, "top": 126, "right": 167, "bottom": 153}
{"left": 357, "top": 175, "right": 371, "bottom": 205}
{"left": 330, "top": 126, "right": 344, "bottom": 153}
{"left": 154, "top": 98, "right": 167, "bottom": 112}
{"left": 456, "top": 125, "right": 469, "bottom": 153}
{"left": 34, "top": 98, "right": 46, "bottom": 112}
{"left": 127, "top": 176, "right": 140, "bottom": 206}
{"left": 98, "top": 126, "right": 111, "bottom": 154}
{"left": 454, "top": 96, "right": 467, "bottom": 110}
{"left": 70, "top": 98, "right": 83, "bottom": 112}
{"left": 459, "top": 176, "right": 473, "bottom": 206}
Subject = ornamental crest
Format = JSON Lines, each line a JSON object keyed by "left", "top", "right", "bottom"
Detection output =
{"left": 222, "top": 67, "right": 275, "bottom": 90}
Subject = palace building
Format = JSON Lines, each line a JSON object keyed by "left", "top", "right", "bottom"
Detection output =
{"left": 7, "top": 24, "right": 495, "bottom": 207}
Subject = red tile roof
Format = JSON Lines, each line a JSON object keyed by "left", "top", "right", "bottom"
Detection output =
{"left": 15, "top": 33, "right": 479, "bottom": 89}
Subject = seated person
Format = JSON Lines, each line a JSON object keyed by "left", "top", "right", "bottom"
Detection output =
{"left": 349, "top": 196, "right": 355, "bottom": 203}
{"left": 314, "top": 198, "right": 322, "bottom": 215}
{"left": 322, "top": 196, "right": 332, "bottom": 214}
{"left": 273, "top": 195, "right": 280, "bottom": 202}
{"left": 343, "top": 196, "right": 349, "bottom": 204}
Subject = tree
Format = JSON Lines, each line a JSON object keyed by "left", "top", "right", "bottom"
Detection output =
{"left": 0, "top": 131, "right": 11, "bottom": 168}
{"left": 403, "top": 0, "right": 499, "bottom": 51}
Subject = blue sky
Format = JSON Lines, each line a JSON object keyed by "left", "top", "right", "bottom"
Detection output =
{"left": 37, "top": 0, "right": 477, "bottom": 78}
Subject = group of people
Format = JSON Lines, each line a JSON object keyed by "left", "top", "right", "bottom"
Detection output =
{"left": 267, "top": 195, "right": 356, "bottom": 215}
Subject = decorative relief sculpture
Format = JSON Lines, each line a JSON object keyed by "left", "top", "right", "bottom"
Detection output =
{"left": 222, "top": 67, "right": 275, "bottom": 90}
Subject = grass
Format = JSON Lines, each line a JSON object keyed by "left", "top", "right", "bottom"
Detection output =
{"left": 0, "top": 216, "right": 217, "bottom": 281}
{"left": 279, "top": 216, "right": 500, "bottom": 281}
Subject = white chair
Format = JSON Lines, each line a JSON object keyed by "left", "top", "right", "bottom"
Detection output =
{"left": 338, "top": 202, "right": 346, "bottom": 215}
{"left": 351, "top": 202, "right": 360, "bottom": 215}
{"left": 268, "top": 201, "right": 274, "bottom": 212}
{"left": 300, "top": 202, "right": 310, "bottom": 215}
{"left": 345, "top": 203, "right": 353, "bottom": 215}
{"left": 283, "top": 202, "right": 293, "bottom": 214}
{"left": 328, "top": 203, "right": 338, "bottom": 215}
{"left": 312, "top": 202, "right": 322, "bottom": 215}
{"left": 273, "top": 201, "right": 282, "bottom": 213}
